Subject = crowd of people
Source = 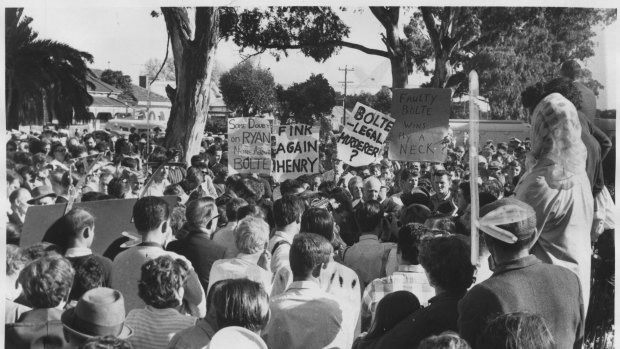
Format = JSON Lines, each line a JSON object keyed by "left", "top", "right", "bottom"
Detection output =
{"left": 4, "top": 62, "right": 615, "bottom": 349}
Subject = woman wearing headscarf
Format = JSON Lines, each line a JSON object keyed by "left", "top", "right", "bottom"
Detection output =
{"left": 514, "top": 93, "right": 593, "bottom": 309}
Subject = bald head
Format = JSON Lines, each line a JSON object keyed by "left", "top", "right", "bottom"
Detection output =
{"left": 363, "top": 176, "right": 382, "bottom": 202}
{"left": 10, "top": 188, "right": 31, "bottom": 205}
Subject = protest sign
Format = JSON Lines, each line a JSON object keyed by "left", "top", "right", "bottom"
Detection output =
{"left": 22, "top": 196, "right": 178, "bottom": 254}
{"left": 272, "top": 124, "right": 320, "bottom": 181}
{"left": 388, "top": 88, "right": 451, "bottom": 163}
{"left": 227, "top": 117, "right": 271, "bottom": 175}
{"left": 336, "top": 102, "right": 395, "bottom": 167}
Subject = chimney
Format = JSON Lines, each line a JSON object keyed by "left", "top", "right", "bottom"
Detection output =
{"left": 139, "top": 76, "right": 147, "bottom": 88}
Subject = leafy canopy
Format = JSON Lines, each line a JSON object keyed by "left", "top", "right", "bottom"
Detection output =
{"left": 219, "top": 60, "right": 277, "bottom": 116}
{"left": 277, "top": 73, "right": 337, "bottom": 124}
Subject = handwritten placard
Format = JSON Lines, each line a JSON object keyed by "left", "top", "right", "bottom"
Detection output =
{"left": 227, "top": 117, "right": 271, "bottom": 175}
{"left": 336, "top": 102, "right": 395, "bottom": 166}
{"left": 272, "top": 124, "right": 320, "bottom": 181}
{"left": 388, "top": 88, "right": 451, "bottom": 162}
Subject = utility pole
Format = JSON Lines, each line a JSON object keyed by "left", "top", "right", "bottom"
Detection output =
{"left": 339, "top": 66, "right": 354, "bottom": 126}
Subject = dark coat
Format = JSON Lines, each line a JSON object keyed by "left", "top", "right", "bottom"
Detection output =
{"left": 355, "top": 290, "right": 465, "bottom": 349}
{"left": 167, "top": 224, "right": 228, "bottom": 292}
{"left": 5, "top": 308, "right": 70, "bottom": 349}
{"left": 458, "top": 255, "right": 584, "bottom": 349}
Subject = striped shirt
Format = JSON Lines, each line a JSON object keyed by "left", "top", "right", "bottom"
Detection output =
{"left": 361, "top": 264, "right": 435, "bottom": 321}
{"left": 125, "top": 306, "right": 197, "bottom": 349}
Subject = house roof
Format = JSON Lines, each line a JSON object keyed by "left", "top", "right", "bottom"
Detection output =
{"left": 90, "top": 96, "right": 129, "bottom": 108}
{"left": 131, "top": 84, "right": 170, "bottom": 103}
{"left": 87, "top": 69, "right": 122, "bottom": 94}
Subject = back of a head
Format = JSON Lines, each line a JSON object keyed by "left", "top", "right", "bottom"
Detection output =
{"left": 185, "top": 197, "right": 217, "bottom": 228}
{"left": 226, "top": 197, "right": 248, "bottom": 221}
{"left": 418, "top": 331, "right": 471, "bottom": 349}
{"left": 70, "top": 256, "right": 105, "bottom": 302}
{"left": 236, "top": 204, "right": 266, "bottom": 221}
{"left": 542, "top": 76, "right": 583, "bottom": 109}
{"left": 398, "top": 223, "right": 433, "bottom": 265}
{"left": 280, "top": 179, "right": 304, "bottom": 196}
{"left": 210, "top": 279, "right": 270, "bottom": 332}
{"left": 138, "top": 255, "right": 189, "bottom": 309}
{"left": 18, "top": 254, "right": 75, "bottom": 308}
{"left": 301, "top": 207, "right": 334, "bottom": 243}
{"left": 289, "top": 233, "right": 333, "bottom": 279}
{"left": 479, "top": 197, "right": 537, "bottom": 253}
{"left": 478, "top": 312, "right": 555, "bottom": 349}
{"left": 560, "top": 59, "right": 581, "bottom": 81}
{"left": 234, "top": 217, "right": 270, "bottom": 254}
{"left": 355, "top": 200, "right": 383, "bottom": 232}
{"left": 419, "top": 234, "right": 474, "bottom": 293}
{"left": 62, "top": 208, "right": 95, "bottom": 241}
{"left": 133, "top": 196, "right": 170, "bottom": 234}
{"left": 273, "top": 195, "right": 305, "bottom": 228}
{"left": 366, "top": 290, "right": 420, "bottom": 340}
{"left": 6, "top": 244, "right": 31, "bottom": 277}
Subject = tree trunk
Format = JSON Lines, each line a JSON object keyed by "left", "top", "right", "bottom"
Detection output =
{"left": 390, "top": 55, "right": 408, "bottom": 88}
{"left": 162, "top": 7, "right": 220, "bottom": 164}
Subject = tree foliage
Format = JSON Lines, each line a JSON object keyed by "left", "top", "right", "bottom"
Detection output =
{"left": 100, "top": 69, "right": 136, "bottom": 103}
{"left": 219, "top": 60, "right": 277, "bottom": 116}
{"left": 408, "top": 7, "right": 617, "bottom": 119}
{"left": 343, "top": 86, "right": 392, "bottom": 114}
{"left": 277, "top": 73, "right": 337, "bottom": 124}
{"left": 5, "top": 8, "right": 94, "bottom": 129}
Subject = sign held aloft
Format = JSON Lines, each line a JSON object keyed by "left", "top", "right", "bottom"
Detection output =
{"left": 227, "top": 117, "right": 272, "bottom": 175}
{"left": 336, "top": 102, "right": 395, "bottom": 166}
{"left": 272, "top": 124, "right": 320, "bottom": 181}
{"left": 388, "top": 88, "right": 451, "bottom": 163}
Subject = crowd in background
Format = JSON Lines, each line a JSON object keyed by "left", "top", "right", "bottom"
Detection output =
{"left": 4, "top": 62, "right": 615, "bottom": 349}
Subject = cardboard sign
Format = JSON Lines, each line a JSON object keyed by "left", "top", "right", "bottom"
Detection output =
{"left": 336, "top": 102, "right": 395, "bottom": 166}
{"left": 388, "top": 88, "right": 451, "bottom": 162}
{"left": 272, "top": 124, "right": 320, "bottom": 181}
{"left": 227, "top": 117, "right": 271, "bottom": 175}
{"left": 21, "top": 196, "right": 178, "bottom": 254}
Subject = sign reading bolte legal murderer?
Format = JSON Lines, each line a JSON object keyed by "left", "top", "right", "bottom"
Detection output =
{"left": 272, "top": 124, "right": 320, "bottom": 181}
{"left": 388, "top": 88, "right": 451, "bottom": 163}
{"left": 228, "top": 117, "right": 272, "bottom": 175}
{"left": 337, "top": 102, "right": 395, "bottom": 167}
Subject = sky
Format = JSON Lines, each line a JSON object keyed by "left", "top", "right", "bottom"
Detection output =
{"left": 22, "top": 5, "right": 618, "bottom": 109}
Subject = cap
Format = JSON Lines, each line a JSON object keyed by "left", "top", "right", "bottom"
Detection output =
{"left": 488, "top": 161, "right": 502, "bottom": 170}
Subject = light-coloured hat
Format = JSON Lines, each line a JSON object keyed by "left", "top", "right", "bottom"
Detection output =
{"left": 61, "top": 287, "right": 133, "bottom": 340}
{"left": 207, "top": 326, "right": 267, "bottom": 349}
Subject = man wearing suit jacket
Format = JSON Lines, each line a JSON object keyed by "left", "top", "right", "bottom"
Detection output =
{"left": 167, "top": 197, "right": 229, "bottom": 293}
{"left": 458, "top": 198, "right": 584, "bottom": 349}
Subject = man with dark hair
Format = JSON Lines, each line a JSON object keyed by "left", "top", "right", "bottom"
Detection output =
{"left": 560, "top": 59, "right": 596, "bottom": 120}
{"left": 458, "top": 198, "right": 584, "bottom": 348}
{"left": 344, "top": 200, "right": 396, "bottom": 291}
{"left": 68, "top": 256, "right": 106, "bottom": 303}
{"left": 206, "top": 144, "right": 222, "bottom": 170}
{"left": 268, "top": 195, "right": 305, "bottom": 275}
{"left": 112, "top": 196, "right": 206, "bottom": 316}
{"left": 431, "top": 170, "right": 452, "bottom": 212}
{"left": 84, "top": 133, "right": 97, "bottom": 151}
{"left": 125, "top": 255, "right": 198, "bottom": 348}
{"left": 62, "top": 208, "right": 113, "bottom": 289}
{"left": 167, "top": 197, "right": 230, "bottom": 293}
{"left": 361, "top": 223, "right": 436, "bottom": 328}
{"left": 280, "top": 179, "right": 305, "bottom": 196}
{"left": 264, "top": 233, "right": 354, "bottom": 349}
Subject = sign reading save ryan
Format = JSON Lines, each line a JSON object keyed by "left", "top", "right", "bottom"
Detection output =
{"left": 337, "top": 102, "right": 395, "bottom": 167}
{"left": 228, "top": 117, "right": 272, "bottom": 175}
{"left": 388, "top": 88, "right": 451, "bottom": 163}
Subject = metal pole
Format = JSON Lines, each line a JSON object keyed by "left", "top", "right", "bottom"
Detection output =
{"left": 468, "top": 70, "right": 480, "bottom": 266}
{"left": 339, "top": 66, "right": 354, "bottom": 127}
{"left": 146, "top": 77, "right": 151, "bottom": 159}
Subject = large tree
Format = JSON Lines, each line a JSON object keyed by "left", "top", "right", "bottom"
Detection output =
{"left": 277, "top": 73, "right": 336, "bottom": 124}
{"left": 409, "top": 7, "right": 616, "bottom": 118}
{"left": 219, "top": 60, "right": 277, "bottom": 116}
{"left": 5, "top": 8, "right": 94, "bottom": 129}
{"left": 160, "top": 7, "right": 220, "bottom": 163}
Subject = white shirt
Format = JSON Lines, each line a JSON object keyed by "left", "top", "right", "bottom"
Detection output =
{"left": 211, "top": 222, "right": 239, "bottom": 258}
{"left": 65, "top": 247, "right": 92, "bottom": 258}
{"left": 267, "top": 231, "right": 295, "bottom": 275}
{"left": 207, "top": 253, "right": 272, "bottom": 295}
{"left": 263, "top": 281, "right": 354, "bottom": 349}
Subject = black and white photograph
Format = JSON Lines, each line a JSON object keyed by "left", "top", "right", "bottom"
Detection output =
{"left": 3, "top": 1, "right": 618, "bottom": 348}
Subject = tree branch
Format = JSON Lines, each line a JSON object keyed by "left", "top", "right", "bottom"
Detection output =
{"left": 151, "top": 35, "right": 171, "bottom": 84}
{"left": 421, "top": 8, "right": 442, "bottom": 53}
{"left": 256, "top": 40, "right": 390, "bottom": 58}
